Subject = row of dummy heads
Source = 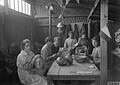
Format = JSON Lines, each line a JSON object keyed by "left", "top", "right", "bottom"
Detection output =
{"left": 66, "top": 31, "right": 100, "bottom": 41}
{"left": 65, "top": 31, "right": 100, "bottom": 42}
{"left": 20, "top": 37, "right": 60, "bottom": 50}
{"left": 44, "top": 31, "right": 100, "bottom": 44}
{"left": 20, "top": 32, "right": 100, "bottom": 50}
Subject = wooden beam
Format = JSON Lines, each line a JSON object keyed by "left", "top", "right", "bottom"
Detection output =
{"left": 49, "top": 9, "right": 52, "bottom": 38}
{"left": 87, "top": 0, "right": 100, "bottom": 21}
{"left": 88, "top": 19, "right": 91, "bottom": 38}
{"left": 66, "top": 3, "right": 93, "bottom": 9}
{"left": 100, "top": 0, "right": 108, "bottom": 85}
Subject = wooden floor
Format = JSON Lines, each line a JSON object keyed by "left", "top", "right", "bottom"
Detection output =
{"left": 0, "top": 70, "right": 96, "bottom": 85}
{"left": 0, "top": 72, "right": 22, "bottom": 85}
{"left": 54, "top": 80, "right": 95, "bottom": 85}
{"left": 0, "top": 82, "right": 22, "bottom": 85}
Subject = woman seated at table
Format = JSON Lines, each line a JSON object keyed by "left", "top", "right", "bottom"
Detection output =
{"left": 64, "top": 31, "right": 77, "bottom": 50}
{"left": 75, "top": 34, "right": 90, "bottom": 55}
{"left": 91, "top": 35, "right": 101, "bottom": 69}
{"left": 47, "top": 37, "right": 61, "bottom": 67}
{"left": 17, "top": 39, "right": 47, "bottom": 85}
{"left": 41, "top": 37, "right": 53, "bottom": 60}
{"left": 52, "top": 37, "right": 60, "bottom": 54}
{"left": 41, "top": 37, "right": 53, "bottom": 74}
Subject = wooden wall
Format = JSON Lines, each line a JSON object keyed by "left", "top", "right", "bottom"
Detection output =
{"left": 32, "top": 25, "right": 58, "bottom": 45}
{"left": 0, "top": 6, "right": 34, "bottom": 52}
{"left": 0, "top": 6, "right": 5, "bottom": 50}
{"left": 108, "top": 21, "right": 120, "bottom": 81}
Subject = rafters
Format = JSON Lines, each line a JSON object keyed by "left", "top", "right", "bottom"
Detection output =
{"left": 87, "top": 0, "right": 100, "bottom": 21}
{"left": 66, "top": 2, "right": 93, "bottom": 9}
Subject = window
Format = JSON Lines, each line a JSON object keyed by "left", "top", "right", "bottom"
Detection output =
{"left": 8, "top": 0, "right": 31, "bottom": 15}
{"left": 25, "top": 2, "right": 31, "bottom": 15}
{"left": 28, "top": 3, "right": 31, "bottom": 15}
{"left": 22, "top": 0, "right": 25, "bottom": 13}
{"left": 25, "top": 2, "right": 28, "bottom": 14}
{"left": 9, "top": 0, "right": 15, "bottom": 9}
{"left": 18, "top": 0, "right": 22, "bottom": 12}
{"left": 0, "top": 0, "right": 4, "bottom": 6}
{"left": 15, "top": 0, "right": 19, "bottom": 11}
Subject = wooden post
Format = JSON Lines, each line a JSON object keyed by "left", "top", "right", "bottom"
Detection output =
{"left": 100, "top": 0, "right": 108, "bottom": 85}
{"left": 88, "top": 19, "right": 91, "bottom": 38}
{"left": 31, "top": 2, "right": 35, "bottom": 42}
{"left": 49, "top": 7, "right": 52, "bottom": 38}
{"left": 87, "top": 0, "right": 100, "bottom": 20}
{"left": 2, "top": 0, "right": 8, "bottom": 51}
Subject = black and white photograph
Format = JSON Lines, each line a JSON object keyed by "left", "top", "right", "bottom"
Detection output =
{"left": 0, "top": 0, "right": 119, "bottom": 85}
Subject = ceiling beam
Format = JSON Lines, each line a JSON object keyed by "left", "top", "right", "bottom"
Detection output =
{"left": 87, "top": 0, "right": 100, "bottom": 21}
{"left": 66, "top": 3, "right": 93, "bottom": 9}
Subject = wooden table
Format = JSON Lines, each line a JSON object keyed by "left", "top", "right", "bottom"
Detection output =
{"left": 47, "top": 60, "right": 100, "bottom": 85}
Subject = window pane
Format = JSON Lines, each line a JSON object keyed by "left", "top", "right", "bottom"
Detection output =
{"left": 22, "top": 0, "right": 25, "bottom": 13}
{"left": 28, "top": 3, "right": 31, "bottom": 15}
{"left": 0, "top": 0, "right": 4, "bottom": 6}
{"left": 15, "top": 0, "right": 19, "bottom": 11}
{"left": 9, "top": 0, "right": 15, "bottom": 9}
{"left": 25, "top": 2, "right": 28, "bottom": 14}
{"left": 8, "top": 0, "right": 10, "bottom": 7}
{"left": 26, "top": 3, "right": 29, "bottom": 15}
{"left": 24, "top": 2, "right": 27, "bottom": 14}
{"left": 18, "top": 0, "right": 22, "bottom": 12}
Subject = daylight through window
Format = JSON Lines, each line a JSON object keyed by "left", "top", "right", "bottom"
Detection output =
{"left": 8, "top": 0, "right": 31, "bottom": 15}
{"left": 0, "top": 0, "right": 4, "bottom": 6}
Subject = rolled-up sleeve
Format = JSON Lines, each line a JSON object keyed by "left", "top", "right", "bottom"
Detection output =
{"left": 64, "top": 40, "right": 68, "bottom": 48}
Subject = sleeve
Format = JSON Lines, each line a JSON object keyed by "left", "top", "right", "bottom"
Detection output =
{"left": 64, "top": 39, "right": 68, "bottom": 48}
{"left": 17, "top": 54, "right": 34, "bottom": 70}
{"left": 91, "top": 48, "right": 95, "bottom": 59}
{"left": 98, "top": 47, "right": 101, "bottom": 58}
{"left": 41, "top": 47, "right": 47, "bottom": 60}
{"left": 22, "top": 55, "right": 34, "bottom": 70}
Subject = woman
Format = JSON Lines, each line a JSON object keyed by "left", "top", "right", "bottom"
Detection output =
{"left": 64, "top": 31, "right": 77, "bottom": 50}
{"left": 51, "top": 37, "right": 60, "bottom": 54}
{"left": 74, "top": 34, "right": 89, "bottom": 56}
{"left": 41, "top": 37, "right": 54, "bottom": 75}
{"left": 78, "top": 34, "right": 90, "bottom": 49}
{"left": 41, "top": 37, "right": 53, "bottom": 60}
{"left": 91, "top": 36, "right": 101, "bottom": 69}
{"left": 17, "top": 39, "right": 47, "bottom": 85}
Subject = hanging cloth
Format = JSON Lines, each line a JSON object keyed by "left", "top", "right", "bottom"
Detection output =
{"left": 74, "top": 24, "right": 79, "bottom": 41}
{"left": 79, "top": 24, "right": 86, "bottom": 37}
{"left": 64, "top": 24, "right": 72, "bottom": 38}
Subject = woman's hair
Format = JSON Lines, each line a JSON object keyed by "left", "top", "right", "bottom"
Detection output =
{"left": 45, "top": 37, "right": 52, "bottom": 43}
{"left": 68, "top": 31, "right": 74, "bottom": 39}
{"left": 92, "top": 35, "right": 100, "bottom": 46}
{"left": 20, "top": 39, "right": 30, "bottom": 50}
{"left": 68, "top": 31, "right": 73, "bottom": 35}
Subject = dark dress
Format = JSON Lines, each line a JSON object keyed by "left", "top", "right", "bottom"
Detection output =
{"left": 79, "top": 37, "right": 93, "bottom": 54}
{"left": 51, "top": 44, "right": 59, "bottom": 54}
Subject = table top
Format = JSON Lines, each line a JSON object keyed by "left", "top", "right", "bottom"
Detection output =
{"left": 47, "top": 60, "right": 100, "bottom": 80}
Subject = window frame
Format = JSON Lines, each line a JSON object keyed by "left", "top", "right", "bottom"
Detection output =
{"left": 7, "top": 0, "right": 31, "bottom": 15}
